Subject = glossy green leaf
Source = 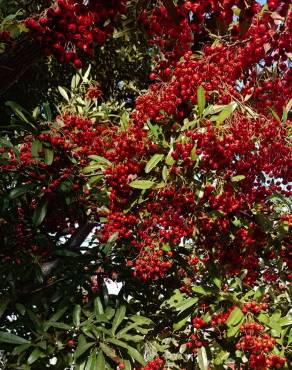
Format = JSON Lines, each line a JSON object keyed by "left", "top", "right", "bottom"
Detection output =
{"left": 96, "top": 350, "right": 106, "bottom": 369}
{"left": 100, "top": 342, "right": 116, "bottom": 360}
{"left": 58, "top": 86, "right": 70, "bottom": 102}
{"left": 145, "top": 154, "right": 164, "bottom": 173}
{"left": 73, "top": 304, "right": 81, "bottom": 327}
{"left": 129, "top": 180, "right": 155, "bottom": 189}
{"left": 88, "top": 155, "right": 111, "bottom": 166}
{"left": 32, "top": 199, "right": 48, "bottom": 226}
{"left": 175, "top": 297, "right": 198, "bottom": 313}
{"left": 0, "top": 331, "right": 30, "bottom": 345}
{"left": 231, "top": 175, "right": 246, "bottom": 182}
{"left": 197, "top": 86, "right": 206, "bottom": 116}
{"left": 111, "top": 305, "right": 126, "bottom": 335}
{"left": 44, "top": 148, "right": 54, "bottom": 165}
{"left": 94, "top": 297, "right": 104, "bottom": 317}
{"left": 31, "top": 140, "right": 42, "bottom": 158}
{"left": 9, "top": 184, "right": 34, "bottom": 199}
{"left": 197, "top": 347, "right": 208, "bottom": 370}
{"left": 0, "top": 298, "right": 9, "bottom": 319}
{"left": 27, "top": 348, "right": 42, "bottom": 365}
{"left": 226, "top": 307, "right": 244, "bottom": 327}
{"left": 75, "top": 339, "right": 95, "bottom": 361}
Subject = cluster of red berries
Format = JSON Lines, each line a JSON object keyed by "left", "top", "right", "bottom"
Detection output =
{"left": 236, "top": 322, "right": 286, "bottom": 369}
{"left": 139, "top": 357, "right": 165, "bottom": 370}
{"left": 25, "top": 0, "right": 125, "bottom": 68}
{"left": 242, "top": 301, "right": 269, "bottom": 314}
{"left": 192, "top": 316, "right": 206, "bottom": 329}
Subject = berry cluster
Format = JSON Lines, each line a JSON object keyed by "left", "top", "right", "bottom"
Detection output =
{"left": 242, "top": 301, "right": 269, "bottom": 314}
{"left": 25, "top": 0, "right": 126, "bottom": 68}
{"left": 139, "top": 358, "right": 165, "bottom": 370}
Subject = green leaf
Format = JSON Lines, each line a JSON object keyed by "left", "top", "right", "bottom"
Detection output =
{"left": 32, "top": 199, "right": 48, "bottom": 226}
{"left": 5, "top": 101, "right": 30, "bottom": 123}
{"left": 226, "top": 307, "right": 244, "bottom": 327}
{"left": 58, "top": 86, "right": 70, "bottom": 102}
{"left": 94, "top": 297, "right": 104, "bottom": 317}
{"left": 44, "top": 148, "right": 54, "bottom": 165}
{"left": 88, "top": 155, "right": 111, "bottom": 166}
{"left": 31, "top": 140, "right": 42, "bottom": 158}
{"left": 129, "top": 180, "right": 155, "bottom": 190}
{"left": 43, "top": 102, "right": 52, "bottom": 121}
{"left": 197, "top": 347, "right": 208, "bottom": 370}
{"left": 0, "top": 331, "right": 30, "bottom": 345}
{"left": 100, "top": 342, "right": 116, "bottom": 360}
{"left": 231, "top": 175, "right": 246, "bottom": 182}
{"left": 96, "top": 350, "right": 105, "bottom": 369}
{"left": 173, "top": 315, "right": 190, "bottom": 331}
{"left": 111, "top": 305, "right": 126, "bottom": 335}
{"left": 0, "top": 298, "right": 9, "bottom": 319}
{"left": 27, "top": 348, "right": 42, "bottom": 365}
{"left": 214, "top": 102, "right": 237, "bottom": 126}
{"left": 175, "top": 297, "right": 198, "bottom": 313}
{"left": 12, "top": 343, "right": 31, "bottom": 355}
{"left": 197, "top": 86, "right": 206, "bottom": 116}
{"left": 73, "top": 304, "right": 82, "bottom": 327}
{"left": 127, "top": 346, "right": 146, "bottom": 366}
{"left": 9, "top": 184, "right": 34, "bottom": 199}
{"left": 227, "top": 322, "right": 242, "bottom": 337}
{"left": 145, "top": 154, "right": 164, "bottom": 173}
{"left": 75, "top": 338, "right": 95, "bottom": 361}
{"left": 162, "top": 165, "right": 169, "bottom": 182}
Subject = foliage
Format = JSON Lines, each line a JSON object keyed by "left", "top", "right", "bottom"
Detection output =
{"left": 0, "top": 1, "right": 291, "bottom": 369}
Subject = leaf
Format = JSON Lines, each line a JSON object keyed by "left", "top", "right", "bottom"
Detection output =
{"left": 43, "top": 102, "right": 52, "bottom": 121}
{"left": 0, "top": 331, "right": 30, "bottom": 345}
{"left": 94, "top": 297, "right": 104, "bottom": 317}
{"left": 145, "top": 154, "right": 164, "bottom": 173}
{"left": 0, "top": 298, "right": 9, "bottom": 319}
{"left": 231, "top": 175, "right": 246, "bottom": 182}
{"left": 173, "top": 315, "right": 190, "bottom": 331}
{"left": 27, "top": 348, "right": 42, "bottom": 365}
{"left": 75, "top": 339, "right": 95, "bottom": 361}
{"left": 111, "top": 305, "right": 126, "bottom": 335}
{"left": 88, "top": 155, "right": 111, "bottom": 166}
{"left": 31, "top": 140, "right": 42, "bottom": 158}
{"left": 197, "top": 347, "right": 208, "bottom": 370}
{"left": 227, "top": 322, "right": 242, "bottom": 337}
{"left": 83, "top": 65, "right": 91, "bottom": 82}
{"left": 127, "top": 346, "right": 146, "bottom": 366}
{"left": 162, "top": 165, "right": 169, "bottom": 182}
{"left": 227, "top": 307, "right": 244, "bottom": 327}
{"left": 197, "top": 86, "right": 206, "bottom": 116}
{"left": 9, "top": 184, "right": 34, "bottom": 199}
{"left": 100, "top": 342, "right": 116, "bottom": 360}
{"left": 96, "top": 350, "right": 105, "bottom": 369}
{"left": 73, "top": 304, "right": 82, "bottom": 327}
{"left": 175, "top": 297, "right": 198, "bottom": 313}
{"left": 214, "top": 102, "right": 237, "bottom": 125}
{"left": 12, "top": 343, "right": 31, "bottom": 355}
{"left": 58, "top": 86, "right": 70, "bottom": 102}
{"left": 5, "top": 101, "right": 30, "bottom": 123}
{"left": 32, "top": 199, "right": 48, "bottom": 226}
{"left": 129, "top": 180, "right": 155, "bottom": 189}
{"left": 44, "top": 148, "right": 54, "bottom": 165}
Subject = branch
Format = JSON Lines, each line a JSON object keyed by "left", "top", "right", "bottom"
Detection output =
{"left": 0, "top": 34, "right": 42, "bottom": 96}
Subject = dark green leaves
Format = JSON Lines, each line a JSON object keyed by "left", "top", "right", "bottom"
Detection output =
{"left": 111, "top": 305, "right": 126, "bottom": 335}
{"left": 0, "top": 331, "right": 30, "bottom": 345}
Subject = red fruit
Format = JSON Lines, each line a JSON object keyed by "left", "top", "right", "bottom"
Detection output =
{"left": 73, "top": 58, "right": 82, "bottom": 69}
